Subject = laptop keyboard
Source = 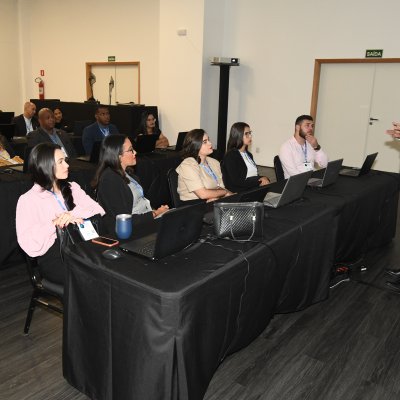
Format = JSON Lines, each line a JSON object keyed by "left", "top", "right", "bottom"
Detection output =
{"left": 136, "top": 240, "right": 156, "bottom": 257}
{"left": 308, "top": 178, "right": 322, "bottom": 187}
{"left": 341, "top": 168, "right": 359, "bottom": 176}
{"left": 264, "top": 196, "right": 280, "bottom": 207}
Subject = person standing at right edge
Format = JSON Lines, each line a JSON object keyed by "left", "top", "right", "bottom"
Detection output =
{"left": 384, "top": 121, "right": 400, "bottom": 291}
{"left": 386, "top": 122, "right": 400, "bottom": 139}
{"left": 279, "top": 115, "right": 328, "bottom": 179}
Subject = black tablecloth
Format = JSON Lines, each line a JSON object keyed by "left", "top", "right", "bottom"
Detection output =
{"left": 303, "top": 171, "right": 399, "bottom": 263}
{"left": 63, "top": 240, "right": 278, "bottom": 400}
{"left": 61, "top": 171, "right": 399, "bottom": 400}
{"left": 62, "top": 201, "right": 336, "bottom": 400}
{"left": 0, "top": 172, "right": 31, "bottom": 265}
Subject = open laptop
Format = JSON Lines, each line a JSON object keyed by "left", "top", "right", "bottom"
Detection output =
{"left": 166, "top": 131, "right": 188, "bottom": 151}
{"left": 264, "top": 170, "right": 312, "bottom": 208}
{"left": 339, "top": 152, "right": 378, "bottom": 177}
{"left": 120, "top": 202, "right": 206, "bottom": 260}
{"left": 135, "top": 134, "right": 158, "bottom": 154}
{"left": 307, "top": 159, "right": 343, "bottom": 188}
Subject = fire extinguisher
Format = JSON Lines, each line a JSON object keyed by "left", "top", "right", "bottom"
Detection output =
{"left": 34, "top": 77, "right": 45, "bottom": 100}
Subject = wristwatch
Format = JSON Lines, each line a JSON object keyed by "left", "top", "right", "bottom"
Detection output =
{"left": 314, "top": 145, "right": 321, "bottom": 151}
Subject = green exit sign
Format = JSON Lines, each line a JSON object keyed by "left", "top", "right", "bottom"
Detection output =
{"left": 365, "top": 49, "right": 383, "bottom": 58}
{"left": 108, "top": 56, "right": 116, "bottom": 62}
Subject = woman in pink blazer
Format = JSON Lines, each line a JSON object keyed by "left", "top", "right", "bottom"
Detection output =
{"left": 16, "top": 143, "right": 104, "bottom": 284}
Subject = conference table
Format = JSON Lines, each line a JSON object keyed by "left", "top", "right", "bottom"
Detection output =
{"left": 303, "top": 170, "right": 398, "bottom": 263}
{"left": 62, "top": 171, "right": 399, "bottom": 400}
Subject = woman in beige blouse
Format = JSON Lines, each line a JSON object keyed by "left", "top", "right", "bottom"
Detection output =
{"left": 176, "top": 129, "right": 233, "bottom": 202}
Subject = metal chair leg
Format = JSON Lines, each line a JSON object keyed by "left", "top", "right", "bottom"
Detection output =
{"left": 24, "top": 294, "right": 37, "bottom": 335}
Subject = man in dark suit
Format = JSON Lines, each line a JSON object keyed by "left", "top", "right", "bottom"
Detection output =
{"left": 12, "top": 102, "right": 39, "bottom": 136}
{"left": 27, "top": 108, "right": 77, "bottom": 158}
{"left": 82, "top": 105, "right": 119, "bottom": 155}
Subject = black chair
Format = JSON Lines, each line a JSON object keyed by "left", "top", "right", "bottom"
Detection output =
{"left": 167, "top": 168, "right": 182, "bottom": 208}
{"left": 0, "top": 111, "right": 15, "bottom": 124}
{"left": 24, "top": 255, "right": 63, "bottom": 334}
{"left": 73, "top": 120, "right": 93, "bottom": 136}
{"left": 274, "top": 155, "right": 285, "bottom": 182}
{"left": 0, "top": 135, "right": 16, "bottom": 158}
{"left": 0, "top": 123, "right": 16, "bottom": 141}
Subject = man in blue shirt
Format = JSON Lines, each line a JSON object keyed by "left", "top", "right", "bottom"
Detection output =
{"left": 82, "top": 106, "right": 119, "bottom": 155}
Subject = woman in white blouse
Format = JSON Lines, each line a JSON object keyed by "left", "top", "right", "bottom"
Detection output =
{"left": 222, "top": 122, "right": 269, "bottom": 192}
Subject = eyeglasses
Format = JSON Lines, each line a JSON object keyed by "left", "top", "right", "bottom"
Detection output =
{"left": 244, "top": 131, "right": 253, "bottom": 137}
{"left": 122, "top": 147, "right": 135, "bottom": 154}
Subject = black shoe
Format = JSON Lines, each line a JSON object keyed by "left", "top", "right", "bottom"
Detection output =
{"left": 386, "top": 281, "right": 400, "bottom": 293}
{"left": 385, "top": 268, "right": 400, "bottom": 278}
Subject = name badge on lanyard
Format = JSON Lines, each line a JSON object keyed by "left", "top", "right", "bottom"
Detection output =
{"left": 303, "top": 162, "right": 313, "bottom": 171}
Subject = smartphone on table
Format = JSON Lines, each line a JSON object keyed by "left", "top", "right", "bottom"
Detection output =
{"left": 77, "top": 219, "right": 119, "bottom": 247}
{"left": 91, "top": 236, "right": 119, "bottom": 247}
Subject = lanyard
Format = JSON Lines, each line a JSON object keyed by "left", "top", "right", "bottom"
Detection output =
{"left": 48, "top": 133, "right": 59, "bottom": 145}
{"left": 99, "top": 125, "right": 109, "bottom": 137}
{"left": 48, "top": 190, "right": 68, "bottom": 211}
{"left": 243, "top": 151, "right": 257, "bottom": 167}
{"left": 301, "top": 143, "right": 308, "bottom": 163}
{"left": 200, "top": 161, "right": 219, "bottom": 186}
{"left": 127, "top": 174, "right": 144, "bottom": 198}
{"left": 48, "top": 132, "right": 68, "bottom": 157}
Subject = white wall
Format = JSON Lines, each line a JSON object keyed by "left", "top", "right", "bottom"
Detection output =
{"left": 17, "top": 0, "right": 159, "bottom": 114}
{"left": 158, "top": 0, "right": 205, "bottom": 143}
{"left": 199, "top": 0, "right": 226, "bottom": 144}
{"left": 3, "top": 0, "right": 400, "bottom": 164}
{"left": 222, "top": 0, "right": 400, "bottom": 166}
{"left": 0, "top": 0, "right": 21, "bottom": 113}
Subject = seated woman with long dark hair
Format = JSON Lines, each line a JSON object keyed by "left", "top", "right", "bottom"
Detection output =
{"left": 92, "top": 134, "right": 169, "bottom": 233}
{"left": 222, "top": 122, "right": 270, "bottom": 192}
{"left": 16, "top": 143, "right": 105, "bottom": 284}
{"left": 176, "top": 129, "right": 233, "bottom": 202}
{"left": 136, "top": 111, "right": 169, "bottom": 148}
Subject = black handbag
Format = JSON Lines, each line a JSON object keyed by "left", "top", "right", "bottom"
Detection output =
{"left": 56, "top": 215, "right": 101, "bottom": 261}
{"left": 213, "top": 202, "right": 264, "bottom": 240}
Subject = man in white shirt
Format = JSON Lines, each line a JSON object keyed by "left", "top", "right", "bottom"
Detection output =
{"left": 12, "top": 102, "right": 39, "bottom": 136}
{"left": 279, "top": 115, "right": 328, "bottom": 178}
